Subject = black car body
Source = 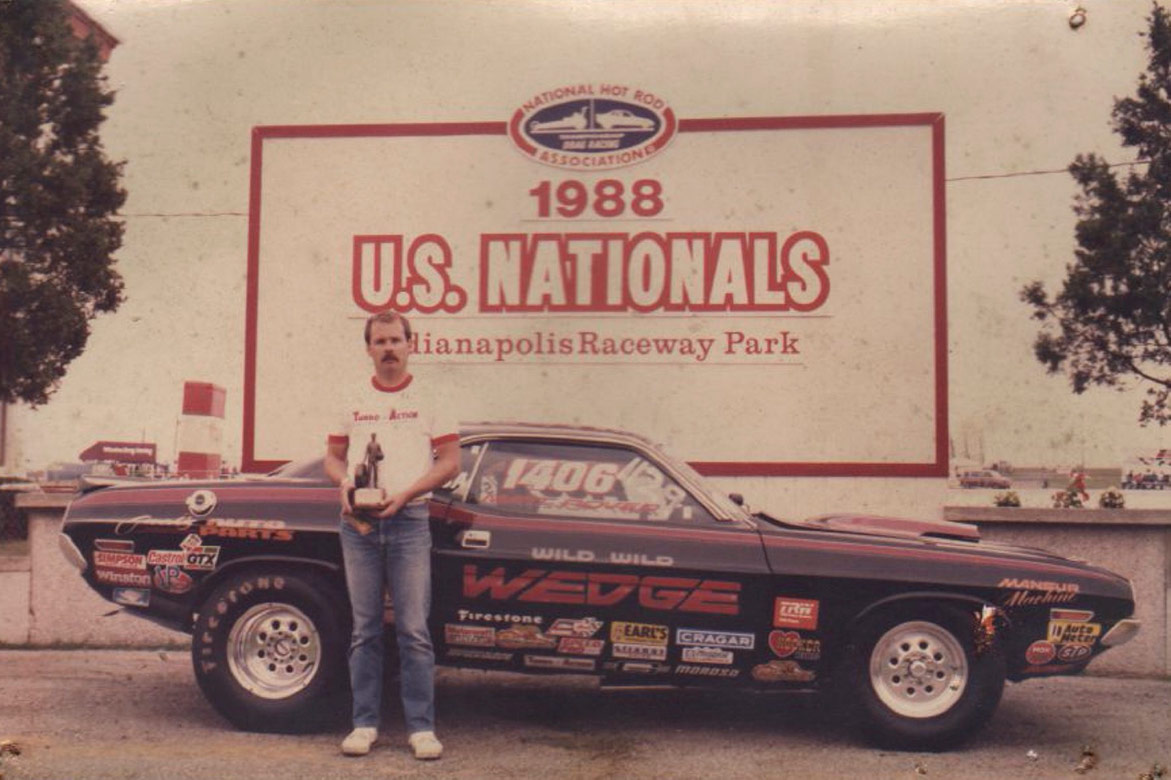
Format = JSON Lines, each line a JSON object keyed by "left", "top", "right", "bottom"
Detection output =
{"left": 58, "top": 423, "right": 1140, "bottom": 749}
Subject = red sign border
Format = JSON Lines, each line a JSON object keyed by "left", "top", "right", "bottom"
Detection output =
{"left": 242, "top": 114, "right": 947, "bottom": 477}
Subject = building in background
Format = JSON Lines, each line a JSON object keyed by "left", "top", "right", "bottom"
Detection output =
{"left": 78, "top": 440, "right": 158, "bottom": 476}
{"left": 176, "top": 382, "right": 225, "bottom": 479}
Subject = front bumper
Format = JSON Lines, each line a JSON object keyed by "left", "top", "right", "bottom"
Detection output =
{"left": 1101, "top": 619, "right": 1141, "bottom": 648}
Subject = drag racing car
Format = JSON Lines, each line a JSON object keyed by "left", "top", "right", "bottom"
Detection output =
{"left": 58, "top": 423, "right": 1139, "bottom": 749}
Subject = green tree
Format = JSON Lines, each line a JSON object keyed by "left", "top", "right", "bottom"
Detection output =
{"left": 0, "top": 0, "right": 125, "bottom": 406}
{"left": 1022, "top": 3, "right": 1171, "bottom": 424}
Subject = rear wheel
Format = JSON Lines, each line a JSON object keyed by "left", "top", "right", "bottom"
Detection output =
{"left": 192, "top": 568, "right": 350, "bottom": 732}
{"left": 845, "top": 604, "right": 1005, "bottom": 750}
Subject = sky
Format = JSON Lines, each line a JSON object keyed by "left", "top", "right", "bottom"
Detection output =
{"left": 11, "top": 0, "right": 1171, "bottom": 477}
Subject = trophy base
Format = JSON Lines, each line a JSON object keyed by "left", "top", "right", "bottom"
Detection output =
{"left": 352, "top": 487, "right": 386, "bottom": 509}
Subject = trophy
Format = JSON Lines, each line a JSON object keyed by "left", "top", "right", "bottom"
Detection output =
{"left": 351, "top": 433, "right": 386, "bottom": 509}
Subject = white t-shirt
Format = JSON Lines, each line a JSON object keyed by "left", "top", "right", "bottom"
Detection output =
{"left": 328, "top": 374, "right": 458, "bottom": 501}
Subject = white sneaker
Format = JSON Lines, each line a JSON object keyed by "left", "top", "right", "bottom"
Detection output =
{"left": 341, "top": 727, "right": 378, "bottom": 756}
{"left": 408, "top": 730, "right": 443, "bottom": 760}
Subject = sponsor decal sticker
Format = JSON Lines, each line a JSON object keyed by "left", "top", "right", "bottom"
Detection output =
{"left": 611, "top": 621, "right": 669, "bottom": 645}
{"left": 773, "top": 597, "right": 819, "bottom": 630}
{"left": 1025, "top": 640, "right": 1056, "bottom": 666}
{"left": 446, "top": 648, "right": 513, "bottom": 663}
{"left": 112, "top": 587, "right": 151, "bottom": 607}
{"left": 524, "top": 655, "right": 596, "bottom": 671}
{"left": 558, "top": 637, "right": 605, "bottom": 656}
{"left": 547, "top": 617, "right": 604, "bottom": 638}
{"left": 94, "top": 568, "right": 152, "bottom": 587}
{"left": 456, "top": 609, "right": 543, "bottom": 625}
{"left": 999, "top": 579, "right": 1080, "bottom": 607}
{"left": 146, "top": 549, "right": 186, "bottom": 566}
{"left": 674, "top": 665, "right": 740, "bottom": 678}
{"left": 1049, "top": 608, "right": 1094, "bottom": 622}
{"left": 93, "top": 551, "right": 147, "bottom": 571}
{"left": 147, "top": 535, "right": 221, "bottom": 571}
{"left": 496, "top": 624, "right": 557, "bottom": 649}
{"left": 752, "top": 659, "right": 815, "bottom": 683}
{"left": 1047, "top": 621, "right": 1101, "bottom": 646}
{"left": 1056, "top": 643, "right": 1092, "bottom": 662}
{"left": 769, "top": 630, "right": 800, "bottom": 658}
{"left": 114, "top": 514, "right": 193, "bottom": 535}
{"left": 179, "top": 534, "right": 220, "bottom": 570}
{"left": 94, "top": 539, "right": 134, "bottom": 553}
{"left": 445, "top": 624, "right": 496, "bottom": 647}
{"left": 607, "top": 661, "right": 671, "bottom": 675}
{"left": 152, "top": 564, "right": 193, "bottom": 594}
{"left": 200, "top": 519, "right": 293, "bottom": 542}
{"left": 676, "top": 628, "right": 754, "bottom": 650}
{"left": 680, "top": 646, "right": 734, "bottom": 665}
{"left": 531, "top": 548, "right": 674, "bottom": 567}
{"left": 767, "top": 630, "right": 821, "bottom": 661}
{"left": 999, "top": 578, "right": 1079, "bottom": 593}
{"left": 462, "top": 565, "right": 740, "bottom": 615}
{"left": 509, "top": 83, "right": 677, "bottom": 171}
{"left": 612, "top": 642, "right": 667, "bottom": 661}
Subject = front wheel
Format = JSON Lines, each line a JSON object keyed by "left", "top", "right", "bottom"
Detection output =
{"left": 844, "top": 605, "right": 1005, "bottom": 750}
{"left": 192, "top": 568, "right": 350, "bottom": 732}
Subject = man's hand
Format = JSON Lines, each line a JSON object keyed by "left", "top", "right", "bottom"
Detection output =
{"left": 344, "top": 514, "right": 374, "bottom": 535}
{"left": 339, "top": 479, "right": 376, "bottom": 534}
{"left": 376, "top": 491, "right": 412, "bottom": 518}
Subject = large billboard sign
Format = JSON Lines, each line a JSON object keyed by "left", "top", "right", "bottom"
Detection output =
{"left": 243, "top": 85, "right": 946, "bottom": 476}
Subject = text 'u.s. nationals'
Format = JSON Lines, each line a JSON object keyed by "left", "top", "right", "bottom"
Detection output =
{"left": 352, "top": 230, "right": 830, "bottom": 314}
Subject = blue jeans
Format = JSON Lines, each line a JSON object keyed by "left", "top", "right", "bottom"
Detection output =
{"left": 339, "top": 503, "right": 434, "bottom": 733}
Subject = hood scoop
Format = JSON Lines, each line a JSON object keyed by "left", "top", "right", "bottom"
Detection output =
{"left": 794, "top": 513, "right": 980, "bottom": 542}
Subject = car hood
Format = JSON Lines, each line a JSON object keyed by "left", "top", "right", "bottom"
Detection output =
{"left": 787, "top": 513, "right": 980, "bottom": 542}
{"left": 757, "top": 512, "right": 1132, "bottom": 601}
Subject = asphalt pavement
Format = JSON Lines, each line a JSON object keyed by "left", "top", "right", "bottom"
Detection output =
{"left": 0, "top": 650, "right": 1167, "bottom": 779}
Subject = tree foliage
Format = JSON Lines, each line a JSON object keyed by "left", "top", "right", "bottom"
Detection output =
{"left": 1023, "top": 3, "right": 1171, "bottom": 424}
{"left": 0, "top": 0, "right": 125, "bottom": 406}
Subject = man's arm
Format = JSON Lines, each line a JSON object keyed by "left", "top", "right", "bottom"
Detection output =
{"left": 324, "top": 439, "right": 353, "bottom": 515}
{"left": 376, "top": 438, "right": 460, "bottom": 518}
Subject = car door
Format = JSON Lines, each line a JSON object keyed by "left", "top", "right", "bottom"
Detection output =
{"left": 431, "top": 435, "right": 772, "bottom": 683}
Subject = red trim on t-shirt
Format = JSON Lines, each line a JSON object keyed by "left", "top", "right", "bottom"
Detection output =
{"left": 326, "top": 434, "right": 349, "bottom": 446}
{"left": 371, "top": 373, "right": 413, "bottom": 393}
{"left": 431, "top": 433, "right": 459, "bottom": 447}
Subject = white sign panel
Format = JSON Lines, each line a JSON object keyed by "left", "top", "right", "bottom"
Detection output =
{"left": 244, "top": 87, "right": 946, "bottom": 476}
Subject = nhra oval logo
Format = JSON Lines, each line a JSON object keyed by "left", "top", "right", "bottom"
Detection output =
{"left": 510, "top": 84, "right": 677, "bottom": 170}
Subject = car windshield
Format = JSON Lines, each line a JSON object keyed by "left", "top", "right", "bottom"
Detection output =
{"left": 652, "top": 444, "right": 752, "bottom": 521}
{"left": 264, "top": 457, "right": 328, "bottom": 481}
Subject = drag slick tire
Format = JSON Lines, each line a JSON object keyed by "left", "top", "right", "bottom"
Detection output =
{"left": 844, "top": 604, "right": 1005, "bottom": 750}
{"left": 192, "top": 568, "right": 349, "bottom": 732}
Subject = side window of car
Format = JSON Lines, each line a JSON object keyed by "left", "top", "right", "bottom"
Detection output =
{"left": 465, "top": 439, "right": 715, "bottom": 524}
{"left": 434, "top": 442, "right": 482, "bottom": 501}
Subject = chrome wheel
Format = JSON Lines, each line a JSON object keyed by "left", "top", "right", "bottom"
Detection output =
{"left": 227, "top": 602, "right": 321, "bottom": 700}
{"left": 868, "top": 620, "right": 968, "bottom": 719}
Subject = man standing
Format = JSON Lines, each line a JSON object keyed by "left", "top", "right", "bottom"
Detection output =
{"left": 324, "top": 311, "right": 459, "bottom": 760}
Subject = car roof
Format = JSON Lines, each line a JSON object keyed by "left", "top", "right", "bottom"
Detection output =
{"left": 459, "top": 421, "right": 657, "bottom": 449}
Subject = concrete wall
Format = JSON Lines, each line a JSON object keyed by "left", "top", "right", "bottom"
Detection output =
{"left": 7, "top": 495, "right": 1168, "bottom": 678}
{"left": 10, "top": 494, "right": 185, "bottom": 646}
{"left": 0, "top": 554, "right": 30, "bottom": 644}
